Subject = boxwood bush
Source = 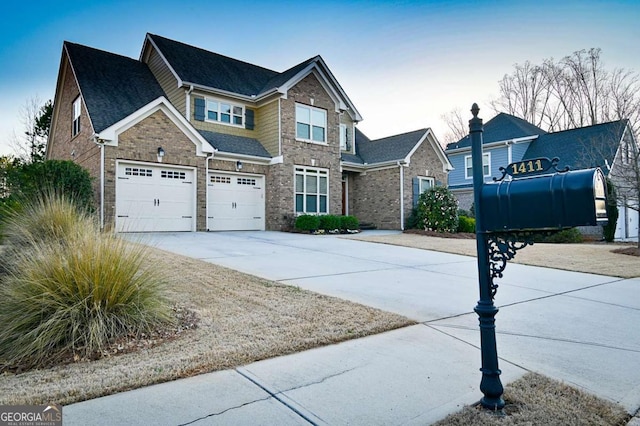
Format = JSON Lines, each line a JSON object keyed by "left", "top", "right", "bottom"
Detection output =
{"left": 319, "top": 214, "right": 341, "bottom": 231}
{"left": 295, "top": 214, "right": 320, "bottom": 231}
{"left": 457, "top": 215, "right": 476, "bottom": 233}
{"left": 340, "top": 215, "right": 359, "bottom": 230}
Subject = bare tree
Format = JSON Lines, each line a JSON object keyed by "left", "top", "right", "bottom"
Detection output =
{"left": 440, "top": 108, "right": 468, "bottom": 145}
{"left": 491, "top": 48, "right": 640, "bottom": 134}
{"left": 9, "top": 97, "right": 52, "bottom": 164}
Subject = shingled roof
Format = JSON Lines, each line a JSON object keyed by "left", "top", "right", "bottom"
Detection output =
{"left": 342, "top": 128, "right": 427, "bottom": 165}
{"left": 523, "top": 120, "right": 627, "bottom": 171}
{"left": 64, "top": 42, "right": 166, "bottom": 133}
{"left": 446, "top": 113, "right": 546, "bottom": 150}
{"left": 197, "top": 130, "right": 271, "bottom": 158}
{"left": 148, "top": 34, "right": 324, "bottom": 98}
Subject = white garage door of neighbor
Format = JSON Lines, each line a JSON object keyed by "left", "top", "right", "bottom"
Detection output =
{"left": 208, "top": 172, "right": 265, "bottom": 231}
{"left": 116, "top": 163, "right": 195, "bottom": 232}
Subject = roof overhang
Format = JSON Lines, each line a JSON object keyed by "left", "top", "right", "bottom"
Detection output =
{"left": 446, "top": 135, "right": 538, "bottom": 154}
{"left": 96, "top": 96, "right": 214, "bottom": 156}
{"left": 272, "top": 59, "right": 363, "bottom": 122}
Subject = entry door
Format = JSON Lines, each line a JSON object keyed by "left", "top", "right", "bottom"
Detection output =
{"left": 208, "top": 173, "right": 265, "bottom": 231}
{"left": 116, "top": 163, "right": 195, "bottom": 232}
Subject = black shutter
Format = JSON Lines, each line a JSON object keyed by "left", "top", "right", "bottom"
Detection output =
{"left": 194, "top": 98, "right": 205, "bottom": 121}
{"left": 245, "top": 108, "right": 255, "bottom": 130}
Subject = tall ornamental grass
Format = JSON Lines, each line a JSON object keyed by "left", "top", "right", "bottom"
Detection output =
{"left": 0, "top": 194, "right": 173, "bottom": 368}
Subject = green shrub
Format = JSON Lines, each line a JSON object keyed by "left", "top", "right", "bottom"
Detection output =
{"left": 533, "top": 228, "right": 584, "bottom": 244}
{"left": 340, "top": 215, "right": 359, "bottom": 230}
{"left": 295, "top": 214, "right": 320, "bottom": 232}
{"left": 457, "top": 215, "right": 476, "bottom": 233}
{"left": 319, "top": 215, "right": 341, "bottom": 231}
{"left": 406, "top": 208, "right": 419, "bottom": 229}
{"left": 603, "top": 178, "right": 618, "bottom": 242}
{"left": 416, "top": 186, "right": 459, "bottom": 233}
{"left": 6, "top": 160, "right": 94, "bottom": 211}
{"left": 0, "top": 194, "right": 173, "bottom": 369}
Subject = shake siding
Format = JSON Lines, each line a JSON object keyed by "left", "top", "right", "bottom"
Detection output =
{"left": 146, "top": 48, "right": 184, "bottom": 113}
{"left": 255, "top": 100, "right": 279, "bottom": 156}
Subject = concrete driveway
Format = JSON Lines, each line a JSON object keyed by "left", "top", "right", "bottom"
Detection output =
{"left": 66, "top": 231, "right": 640, "bottom": 425}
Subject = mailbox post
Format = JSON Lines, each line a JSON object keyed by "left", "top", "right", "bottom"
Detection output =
{"left": 470, "top": 104, "right": 505, "bottom": 410}
{"left": 468, "top": 104, "right": 607, "bottom": 410}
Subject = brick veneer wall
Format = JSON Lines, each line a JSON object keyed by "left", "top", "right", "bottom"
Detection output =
{"left": 107, "top": 110, "right": 208, "bottom": 230}
{"left": 47, "top": 56, "right": 102, "bottom": 208}
{"left": 350, "top": 167, "right": 402, "bottom": 229}
{"left": 271, "top": 73, "right": 343, "bottom": 230}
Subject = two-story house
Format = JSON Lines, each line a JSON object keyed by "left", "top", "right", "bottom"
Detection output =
{"left": 445, "top": 112, "right": 638, "bottom": 241}
{"left": 47, "top": 34, "right": 452, "bottom": 232}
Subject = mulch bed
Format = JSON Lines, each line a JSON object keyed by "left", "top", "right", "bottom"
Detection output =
{"left": 611, "top": 246, "right": 640, "bottom": 257}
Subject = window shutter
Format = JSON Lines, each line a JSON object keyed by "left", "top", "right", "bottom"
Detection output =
{"left": 245, "top": 108, "right": 255, "bottom": 130}
{"left": 194, "top": 98, "right": 205, "bottom": 121}
{"left": 412, "top": 177, "right": 420, "bottom": 208}
{"left": 435, "top": 180, "right": 442, "bottom": 186}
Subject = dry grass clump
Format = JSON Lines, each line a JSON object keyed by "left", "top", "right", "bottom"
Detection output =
{"left": 435, "top": 373, "right": 631, "bottom": 425}
{"left": 0, "top": 194, "right": 173, "bottom": 369}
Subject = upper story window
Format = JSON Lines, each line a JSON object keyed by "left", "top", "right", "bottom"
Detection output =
{"left": 340, "top": 124, "right": 348, "bottom": 150}
{"left": 206, "top": 98, "right": 243, "bottom": 126}
{"left": 296, "top": 104, "right": 326, "bottom": 143}
{"left": 465, "top": 153, "right": 490, "bottom": 179}
{"left": 72, "top": 97, "right": 81, "bottom": 137}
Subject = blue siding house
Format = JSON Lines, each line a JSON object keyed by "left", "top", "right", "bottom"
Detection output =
{"left": 445, "top": 112, "right": 637, "bottom": 241}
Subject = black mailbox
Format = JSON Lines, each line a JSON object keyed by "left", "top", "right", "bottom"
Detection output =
{"left": 481, "top": 168, "right": 608, "bottom": 232}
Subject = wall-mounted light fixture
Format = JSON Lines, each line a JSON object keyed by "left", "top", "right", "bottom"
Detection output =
{"left": 236, "top": 160, "right": 243, "bottom": 171}
{"left": 157, "top": 147, "right": 165, "bottom": 162}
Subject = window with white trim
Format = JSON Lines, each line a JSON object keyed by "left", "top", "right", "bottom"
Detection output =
{"left": 296, "top": 104, "right": 327, "bottom": 143}
{"left": 419, "top": 176, "right": 434, "bottom": 193}
{"left": 340, "top": 124, "right": 347, "bottom": 150}
{"left": 465, "top": 153, "right": 490, "bottom": 179}
{"left": 206, "top": 98, "right": 243, "bottom": 126}
{"left": 295, "top": 167, "right": 328, "bottom": 214}
{"left": 72, "top": 97, "right": 81, "bottom": 137}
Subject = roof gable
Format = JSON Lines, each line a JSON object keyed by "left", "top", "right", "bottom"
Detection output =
{"left": 64, "top": 42, "right": 166, "bottom": 133}
{"left": 447, "top": 113, "right": 546, "bottom": 150}
{"left": 146, "top": 34, "right": 279, "bottom": 97}
{"left": 522, "top": 120, "right": 627, "bottom": 171}
{"left": 356, "top": 128, "right": 428, "bottom": 164}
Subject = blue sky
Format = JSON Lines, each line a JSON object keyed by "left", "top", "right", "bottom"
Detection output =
{"left": 1, "top": 0, "right": 639, "bottom": 156}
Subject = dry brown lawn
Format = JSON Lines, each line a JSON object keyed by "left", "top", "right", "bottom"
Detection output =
{"left": 0, "top": 246, "right": 413, "bottom": 406}
{"left": 435, "top": 373, "right": 630, "bottom": 425}
{"left": 348, "top": 233, "right": 640, "bottom": 278}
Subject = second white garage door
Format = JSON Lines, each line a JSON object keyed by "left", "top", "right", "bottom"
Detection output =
{"left": 208, "top": 172, "right": 265, "bottom": 231}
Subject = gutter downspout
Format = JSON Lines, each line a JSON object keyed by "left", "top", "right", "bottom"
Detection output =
{"left": 92, "top": 135, "right": 105, "bottom": 230}
{"left": 205, "top": 151, "right": 215, "bottom": 231}
{"left": 185, "top": 85, "right": 194, "bottom": 120}
{"left": 398, "top": 161, "right": 405, "bottom": 231}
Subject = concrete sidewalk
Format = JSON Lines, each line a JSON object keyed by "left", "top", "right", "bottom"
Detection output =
{"left": 64, "top": 231, "right": 640, "bottom": 425}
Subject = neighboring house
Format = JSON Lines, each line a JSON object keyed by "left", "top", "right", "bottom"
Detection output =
{"left": 47, "top": 34, "right": 452, "bottom": 232}
{"left": 445, "top": 112, "right": 638, "bottom": 241}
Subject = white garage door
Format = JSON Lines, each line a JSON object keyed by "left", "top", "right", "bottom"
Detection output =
{"left": 116, "top": 162, "right": 196, "bottom": 232}
{"left": 208, "top": 172, "right": 265, "bottom": 231}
